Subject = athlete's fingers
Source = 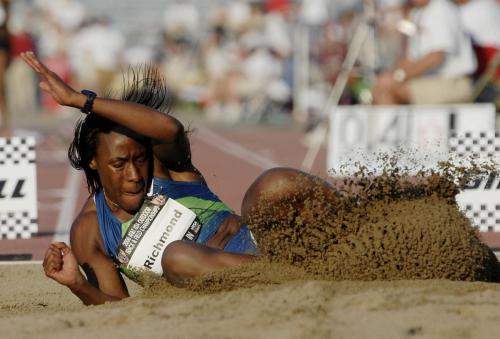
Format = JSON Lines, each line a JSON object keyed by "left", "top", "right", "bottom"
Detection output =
{"left": 45, "top": 262, "right": 62, "bottom": 277}
{"left": 22, "top": 52, "right": 43, "bottom": 73}
{"left": 45, "top": 258, "right": 60, "bottom": 271}
{"left": 24, "top": 51, "right": 52, "bottom": 77}
{"left": 40, "top": 81, "right": 51, "bottom": 93}
{"left": 51, "top": 242, "right": 71, "bottom": 255}
{"left": 43, "top": 246, "right": 60, "bottom": 266}
{"left": 49, "top": 245, "right": 70, "bottom": 263}
{"left": 45, "top": 250, "right": 62, "bottom": 266}
{"left": 20, "top": 52, "right": 54, "bottom": 82}
{"left": 43, "top": 247, "right": 64, "bottom": 274}
{"left": 46, "top": 257, "right": 63, "bottom": 274}
{"left": 46, "top": 246, "right": 61, "bottom": 256}
{"left": 51, "top": 242, "right": 69, "bottom": 250}
{"left": 20, "top": 52, "right": 42, "bottom": 74}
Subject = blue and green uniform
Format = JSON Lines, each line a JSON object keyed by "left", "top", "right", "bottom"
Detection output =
{"left": 95, "top": 177, "right": 258, "bottom": 278}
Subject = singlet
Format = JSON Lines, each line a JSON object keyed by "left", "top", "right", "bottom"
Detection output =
{"left": 95, "top": 177, "right": 258, "bottom": 269}
{"left": 150, "top": 176, "right": 234, "bottom": 226}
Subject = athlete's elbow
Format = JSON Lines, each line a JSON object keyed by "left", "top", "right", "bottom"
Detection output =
{"left": 163, "top": 118, "right": 185, "bottom": 143}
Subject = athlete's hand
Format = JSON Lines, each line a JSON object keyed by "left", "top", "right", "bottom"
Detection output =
{"left": 43, "top": 242, "right": 84, "bottom": 288}
{"left": 20, "top": 51, "right": 81, "bottom": 108}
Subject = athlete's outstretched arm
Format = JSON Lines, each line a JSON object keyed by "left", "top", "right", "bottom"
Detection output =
{"left": 20, "top": 51, "right": 189, "bottom": 166}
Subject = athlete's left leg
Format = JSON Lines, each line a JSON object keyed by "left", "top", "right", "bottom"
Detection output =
{"left": 240, "top": 167, "right": 340, "bottom": 224}
{"left": 161, "top": 240, "right": 255, "bottom": 286}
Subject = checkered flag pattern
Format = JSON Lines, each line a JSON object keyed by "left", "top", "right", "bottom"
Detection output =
{"left": 0, "top": 211, "right": 38, "bottom": 239}
{"left": 0, "top": 136, "right": 38, "bottom": 239}
{"left": 449, "top": 131, "right": 500, "bottom": 160}
{"left": 462, "top": 204, "right": 500, "bottom": 232}
{"left": 450, "top": 131, "right": 500, "bottom": 232}
{"left": 0, "top": 137, "right": 36, "bottom": 166}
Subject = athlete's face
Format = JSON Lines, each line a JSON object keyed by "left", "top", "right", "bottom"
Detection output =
{"left": 90, "top": 131, "right": 150, "bottom": 214}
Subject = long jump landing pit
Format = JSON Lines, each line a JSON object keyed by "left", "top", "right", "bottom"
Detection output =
{"left": 1, "top": 261, "right": 500, "bottom": 339}
{"left": 2, "top": 125, "right": 500, "bottom": 338}
{"left": 3, "top": 159, "right": 500, "bottom": 338}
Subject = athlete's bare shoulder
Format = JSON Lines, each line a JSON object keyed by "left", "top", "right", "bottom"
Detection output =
{"left": 69, "top": 196, "right": 102, "bottom": 256}
{"left": 71, "top": 196, "right": 97, "bottom": 233}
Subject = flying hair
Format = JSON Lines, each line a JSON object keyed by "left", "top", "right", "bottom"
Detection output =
{"left": 68, "top": 64, "right": 172, "bottom": 194}
{"left": 106, "top": 64, "right": 173, "bottom": 114}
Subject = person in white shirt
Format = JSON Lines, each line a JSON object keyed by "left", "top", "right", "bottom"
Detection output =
{"left": 455, "top": 0, "right": 500, "bottom": 49}
{"left": 373, "top": 0, "right": 477, "bottom": 104}
{"left": 454, "top": 0, "right": 500, "bottom": 78}
{"left": 69, "top": 17, "right": 125, "bottom": 94}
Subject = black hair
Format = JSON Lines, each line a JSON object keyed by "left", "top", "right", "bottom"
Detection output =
{"left": 68, "top": 64, "right": 172, "bottom": 194}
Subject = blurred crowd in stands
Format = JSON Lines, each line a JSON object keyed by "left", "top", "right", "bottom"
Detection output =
{"left": 0, "top": 0, "right": 498, "bottom": 132}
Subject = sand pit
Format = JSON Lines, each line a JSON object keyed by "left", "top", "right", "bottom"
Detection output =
{"left": 3, "top": 162, "right": 500, "bottom": 338}
{"left": 2, "top": 263, "right": 500, "bottom": 339}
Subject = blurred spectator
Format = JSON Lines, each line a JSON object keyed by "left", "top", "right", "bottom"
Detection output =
{"left": 239, "top": 30, "right": 291, "bottom": 120}
{"left": 373, "top": 0, "right": 476, "bottom": 105}
{"left": 201, "top": 2, "right": 294, "bottom": 123}
{"left": 32, "top": 0, "right": 84, "bottom": 59}
{"left": 35, "top": 0, "right": 85, "bottom": 32}
{"left": 124, "top": 22, "right": 164, "bottom": 66}
{"left": 6, "top": 8, "right": 37, "bottom": 119}
{"left": 69, "top": 16, "right": 125, "bottom": 95}
{"left": 299, "top": 0, "right": 329, "bottom": 26}
{"left": 0, "top": 0, "right": 8, "bottom": 133}
{"left": 13, "top": 0, "right": 476, "bottom": 126}
{"left": 315, "top": 21, "right": 348, "bottom": 86}
{"left": 160, "top": 35, "right": 204, "bottom": 104}
{"left": 454, "top": 0, "right": 500, "bottom": 79}
{"left": 375, "top": 0, "right": 407, "bottom": 71}
{"left": 225, "top": 1, "right": 252, "bottom": 33}
{"left": 162, "top": 1, "right": 199, "bottom": 40}
{"left": 264, "top": 0, "right": 292, "bottom": 15}
{"left": 202, "top": 24, "right": 239, "bottom": 121}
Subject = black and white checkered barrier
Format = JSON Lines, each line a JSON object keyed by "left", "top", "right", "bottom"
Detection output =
{"left": 449, "top": 131, "right": 500, "bottom": 160}
{"left": 0, "top": 211, "right": 38, "bottom": 239}
{"left": 0, "top": 137, "right": 38, "bottom": 239}
{"left": 450, "top": 131, "right": 500, "bottom": 233}
{"left": 462, "top": 204, "right": 500, "bottom": 233}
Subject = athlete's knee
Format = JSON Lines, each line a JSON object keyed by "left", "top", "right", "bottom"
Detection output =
{"left": 241, "top": 167, "right": 306, "bottom": 218}
{"left": 161, "top": 240, "right": 191, "bottom": 285}
{"left": 247, "top": 167, "right": 304, "bottom": 198}
{"left": 242, "top": 167, "right": 339, "bottom": 220}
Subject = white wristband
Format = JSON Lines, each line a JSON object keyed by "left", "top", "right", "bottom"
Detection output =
{"left": 393, "top": 68, "right": 407, "bottom": 82}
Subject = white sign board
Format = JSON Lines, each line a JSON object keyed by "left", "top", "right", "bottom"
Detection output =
{"left": 0, "top": 137, "right": 38, "bottom": 239}
{"left": 328, "top": 104, "right": 495, "bottom": 174}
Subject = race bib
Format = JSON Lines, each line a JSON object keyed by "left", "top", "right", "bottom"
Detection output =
{"left": 117, "top": 195, "right": 201, "bottom": 275}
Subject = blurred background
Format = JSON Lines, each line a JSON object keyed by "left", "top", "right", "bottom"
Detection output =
{"left": 0, "top": 0, "right": 495, "bottom": 133}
